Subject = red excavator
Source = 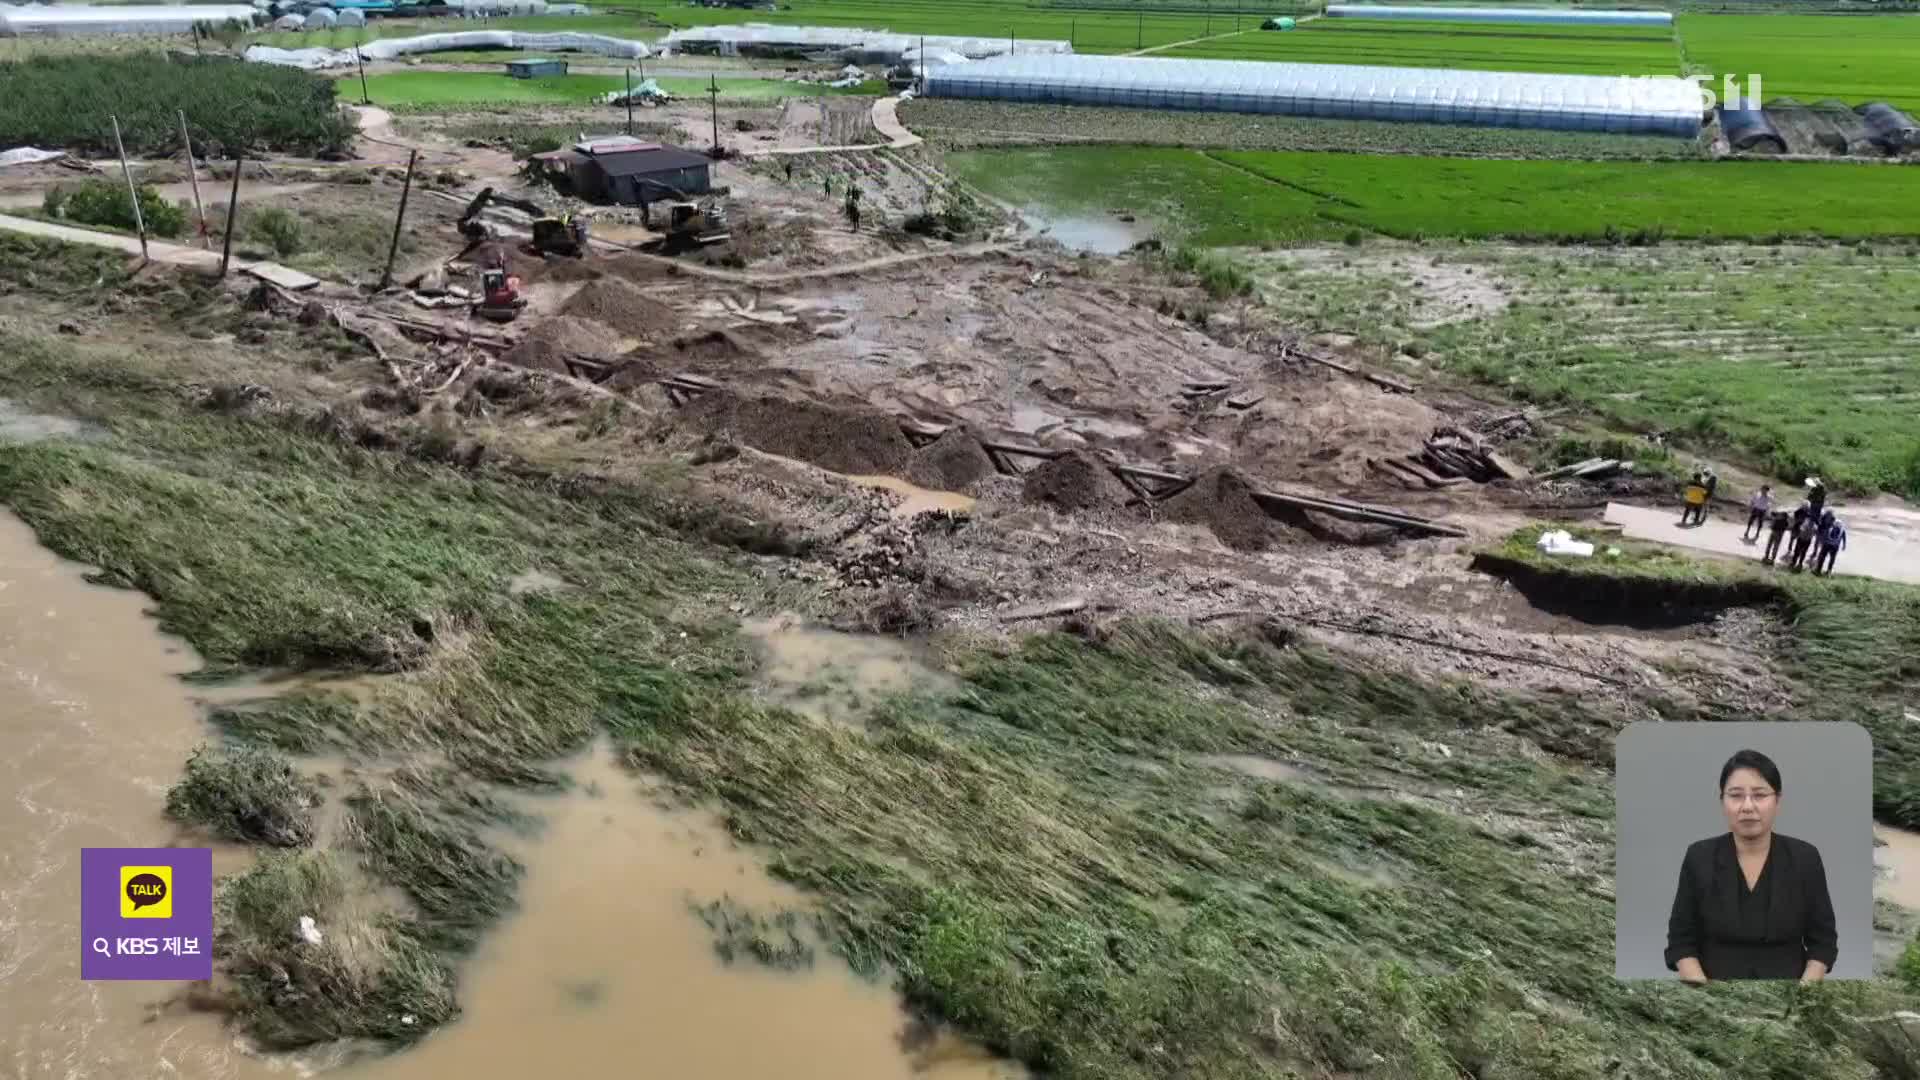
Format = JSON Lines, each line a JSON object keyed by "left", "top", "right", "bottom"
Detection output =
{"left": 476, "top": 253, "right": 526, "bottom": 323}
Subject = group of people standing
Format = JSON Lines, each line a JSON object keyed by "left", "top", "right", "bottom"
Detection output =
{"left": 1740, "top": 479, "right": 1848, "bottom": 575}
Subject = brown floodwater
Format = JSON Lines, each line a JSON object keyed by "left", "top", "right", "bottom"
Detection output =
{"left": 0, "top": 511, "right": 293, "bottom": 1079}
{"left": 0, "top": 510, "right": 1017, "bottom": 1080}
{"left": 848, "top": 474, "right": 978, "bottom": 518}
{"left": 349, "top": 748, "right": 1023, "bottom": 1080}
{"left": 1874, "top": 824, "right": 1920, "bottom": 910}
{"left": 742, "top": 613, "right": 951, "bottom": 725}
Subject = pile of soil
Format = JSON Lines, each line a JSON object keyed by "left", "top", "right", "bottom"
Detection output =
{"left": 682, "top": 391, "right": 914, "bottom": 476}
{"left": 501, "top": 316, "right": 620, "bottom": 374}
{"left": 521, "top": 257, "right": 604, "bottom": 286}
{"left": 1162, "top": 467, "right": 1291, "bottom": 552}
{"left": 559, "top": 279, "right": 681, "bottom": 338}
{"left": 1022, "top": 450, "right": 1132, "bottom": 512}
{"left": 905, "top": 429, "right": 998, "bottom": 492}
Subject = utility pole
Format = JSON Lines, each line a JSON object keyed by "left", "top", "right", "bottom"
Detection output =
{"left": 178, "top": 110, "right": 209, "bottom": 250}
{"left": 218, "top": 154, "right": 243, "bottom": 279}
{"left": 625, "top": 67, "right": 633, "bottom": 135}
{"left": 377, "top": 149, "right": 417, "bottom": 291}
{"left": 707, "top": 74, "right": 720, "bottom": 155}
{"left": 109, "top": 116, "right": 148, "bottom": 262}
{"left": 356, "top": 44, "right": 370, "bottom": 105}
{"left": 1137, "top": 11, "right": 1143, "bottom": 49}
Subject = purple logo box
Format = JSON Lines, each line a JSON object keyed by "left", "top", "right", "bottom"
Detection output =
{"left": 80, "top": 847, "right": 213, "bottom": 981}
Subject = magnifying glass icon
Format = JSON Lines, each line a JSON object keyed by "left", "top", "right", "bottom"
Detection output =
{"left": 91, "top": 937, "right": 111, "bottom": 958}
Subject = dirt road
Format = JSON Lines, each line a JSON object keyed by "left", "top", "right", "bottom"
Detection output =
{"left": 0, "top": 212, "right": 319, "bottom": 289}
{"left": 1603, "top": 501, "right": 1920, "bottom": 585}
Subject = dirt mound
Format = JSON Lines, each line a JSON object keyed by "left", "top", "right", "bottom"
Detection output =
{"left": 1022, "top": 450, "right": 1131, "bottom": 512}
{"left": 683, "top": 391, "right": 914, "bottom": 476}
{"left": 521, "top": 257, "right": 604, "bottom": 285}
{"left": 559, "top": 279, "right": 681, "bottom": 339}
{"left": 905, "top": 430, "right": 998, "bottom": 492}
{"left": 502, "top": 316, "right": 620, "bottom": 374}
{"left": 1162, "top": 467, "right": 1290, "bottom": 552}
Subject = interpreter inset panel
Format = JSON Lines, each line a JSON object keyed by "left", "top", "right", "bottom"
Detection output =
{"left": 1615, "top": 722, "right": 1872, "bottom": 981}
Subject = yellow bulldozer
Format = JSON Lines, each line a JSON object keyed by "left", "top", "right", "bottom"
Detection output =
{"left": 457, "top": 187, "right": 586, "bottom": 258}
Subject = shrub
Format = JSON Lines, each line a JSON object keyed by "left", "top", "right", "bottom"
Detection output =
{"left": 50, "top": 180, "right": 188, "bottom": 238}
{"left": 247, "top": 206, "right": 306, "bottom": 257}
{"left": 165, "top": 744, "right": 321, "bottom": 846}
{"left": 0, "top": 54, "right": 354, "bottom": 158}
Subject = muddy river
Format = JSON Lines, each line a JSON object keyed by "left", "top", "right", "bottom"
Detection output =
{"left": 0, "top": 509, "right": 1016, "bottom": 1079}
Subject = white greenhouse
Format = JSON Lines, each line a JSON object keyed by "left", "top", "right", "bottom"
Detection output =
{"left": 0, "top": 4, "right": 259, "bottom": 36}
{"left": 1325, "top": 5, "right": 1673, "bottom": 27}
{"left": 659, "top": 24, "right": 1071, "bottom": 63}
{"left": 922, "top": 55, "right": 1704, "bottom": 136}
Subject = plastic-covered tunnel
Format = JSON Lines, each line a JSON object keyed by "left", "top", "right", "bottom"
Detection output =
{"left": 923, "top": 55, "right": 1704, "bottom": 137}
{"left": 1325, "top": 4, "right": 1674, "bottom": 27}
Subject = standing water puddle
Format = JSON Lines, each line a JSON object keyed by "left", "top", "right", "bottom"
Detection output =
{"left": 1014, "top": 207, "right": 1150, "bottom": 255}
{"left": 349, "top": 749, "right": 1022, "bottom": 1080}
{"left": 848, "top": 474, "right": 977, "bottom": 518}
{"left": 1874, "top": 824, "right": 1920, "bottom": 910}
{"left": 743, "top": 614, "right": 950, "bottom": 725}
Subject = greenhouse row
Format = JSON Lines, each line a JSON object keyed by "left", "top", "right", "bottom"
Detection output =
{"left": 657, "top": 24, "right": 1071, "bottom": 64}
{"left": 922, "top": 56, "right": 1705, "bottom": 137}
{"left": 0, "top": 4, "right": 259, "bottom": 36}
{"left": 1325, "top": 5, "right": 1674, "bottom": 26}
{"left": 247, "top": 28, "right": 647, "bottom": 67}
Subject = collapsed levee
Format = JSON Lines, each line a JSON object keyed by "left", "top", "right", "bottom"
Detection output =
{"left": 1469, "top": 550, "right": 1788, "bottom": 629}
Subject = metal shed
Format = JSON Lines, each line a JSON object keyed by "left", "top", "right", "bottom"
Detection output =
{"left": 533, "top": 138, "right": 712, "bottom": 206}
{"left": 507, "top": 57, "right": 568, "bottom": 78}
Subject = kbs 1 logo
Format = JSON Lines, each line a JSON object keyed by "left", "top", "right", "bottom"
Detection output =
{"left": 1694, "top": 74, "right": 1765, "bottom": 112}
{"left": 81, "top": 848, "right": 212, "bottom": 981}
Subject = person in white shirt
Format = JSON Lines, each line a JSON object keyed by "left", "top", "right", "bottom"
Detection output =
{"left": 1742, "top": 485, "right": 1774, "bottom": 542}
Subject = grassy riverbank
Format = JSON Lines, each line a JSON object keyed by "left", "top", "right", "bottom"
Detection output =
{"left": 0, "top": 236, "right": 1915, "bottom": 1077}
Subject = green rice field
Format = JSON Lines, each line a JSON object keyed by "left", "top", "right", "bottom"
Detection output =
{"left": 350, "top": 70, "right": 885, "bottom": 107}
{"left": 1259, "top": 244, "right": 1920, "bottom": 496}
{"left": 1163, "top": 19, "right": 1684, "bottom": 76}
{"left": 1677, "top": 14, "right": 1920, "bottom": 112}
{"left": 952, "top": 145, "right": 1920, "bottom": 246}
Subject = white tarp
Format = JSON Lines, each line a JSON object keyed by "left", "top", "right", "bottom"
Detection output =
{"left": 0, "top": 147, "right": 66, "bottom": 168}
{"left": 602, "top": 77, "right": 667, "bottom": 104}
{"left": 1327, "top": 4, "right": 1673, "bottom": 26}
{"left": 245, "top": 29, "right": 649, "bottom": 69}
{"left": 660, "top": 24, "right": 1071, "bottom": 64}
{"left": 1536, "top": 530, "right": 1596, "bottom": 558}
{"left": 0, "top": 4, "right": 259, "bottom": 36}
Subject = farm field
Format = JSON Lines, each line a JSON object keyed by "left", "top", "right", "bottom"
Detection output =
{"left": 906, "top": 98, "right": 1707, "bottom": 157}
{"left": 351, "top": 69, "right": 885, "bottom": 107}
{"left": 1255, "top": 244, "right": 1920, "bottom": 496}
{"left": 951, "top": 145, "right": 1920, "bottom": 247}
{"left": 0, "top": 53, "right": 353, "bottom": 157}
{"left": 1677, "top": 14, "right": 1920, "bottom": 112}
{"left": 1163, "top": 19, "right": 1683, "bottom": 76}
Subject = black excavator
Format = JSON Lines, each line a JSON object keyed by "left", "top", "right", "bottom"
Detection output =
{"left": 456, "top": 187, "right": 585, "bottom": 258}
{"left": 634, "top": 178, "right": 730, "bottom": 255}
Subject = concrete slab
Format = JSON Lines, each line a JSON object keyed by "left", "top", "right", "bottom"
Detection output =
{"left": 1603, "top": 501, "right": 1920, "bottom": 586}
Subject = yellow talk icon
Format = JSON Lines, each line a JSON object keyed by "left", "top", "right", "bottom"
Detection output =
{"left": 120, "top": 865, "right": 172, "bottom": 919}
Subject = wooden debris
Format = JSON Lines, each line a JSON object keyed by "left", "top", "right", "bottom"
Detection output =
{"left": 978, "top": 439, "right": 1065, "bottom": 462}
{"left": 1225, "top": 392, "right": 1266, "bottom": 410}
{"left": 1538, "top": 457, "right": 1624, "bottom": 481}
{"left": 1000, "top": 596, "right": 1090, "bottom": 622}
{"left": 1248, "top": 488, "right": 1467, "bottom": 538}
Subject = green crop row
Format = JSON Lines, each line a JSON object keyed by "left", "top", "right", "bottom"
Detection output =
{"left": 0, "top": 54, "right": 354, "bottom": 159}
{"left": 952, "top": 144, "right": 1920, "bottom": 246}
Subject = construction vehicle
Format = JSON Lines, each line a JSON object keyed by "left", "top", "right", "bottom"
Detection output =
{"left": 475, "top": 254, "right": 527, "bottom": 323}
{"left": 634, "top": 178, "right": 730, "bottom": 254}
{"left": 457, "top": 187, "right": 586, "bottom": 258}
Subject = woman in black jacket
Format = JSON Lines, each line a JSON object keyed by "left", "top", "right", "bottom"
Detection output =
{"left": 1665, "top": 749, "right": 1837, "bottom": 982}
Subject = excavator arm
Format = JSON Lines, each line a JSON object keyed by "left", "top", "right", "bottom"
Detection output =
{"left": 457, "top": 187, "right": 552, "bottom": 238}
